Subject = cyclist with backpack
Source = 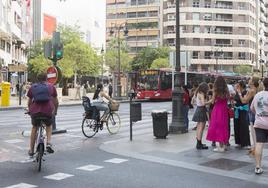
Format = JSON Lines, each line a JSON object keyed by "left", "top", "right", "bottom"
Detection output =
{"left": 27, "top": 72, "right": 58, "bottom": 157}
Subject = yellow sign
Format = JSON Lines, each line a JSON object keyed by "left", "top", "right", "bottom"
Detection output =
{"left": 140, "top": 70, "right": 159, "bottom": 76}
{"left": 1, "top": 82, "right": 10, "bottom": 107}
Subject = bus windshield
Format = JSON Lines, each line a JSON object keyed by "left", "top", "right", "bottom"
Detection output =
{"left": 138, "top": 75, "right": 159, "bottom": 91}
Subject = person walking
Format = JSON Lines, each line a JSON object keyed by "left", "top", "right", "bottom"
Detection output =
{"left": 234, "top": 80, "right": 251, "bottom": 148}
{"left": 182, "top": 85, "right": 190, "bottom": 132}
{"left": 250, "top": 77, "right": 268, "bottom": 175}
{"left": 192, "top": 82, "right": 209, "bottom": 150}
{"left": 239, "top": 77, "right": 259, "bottom": 155}
{"left": 190, "top": 83, "right": 199, "bottom": 130}
{"left": 206, "top": 76, "right": 229, "bottom": 152}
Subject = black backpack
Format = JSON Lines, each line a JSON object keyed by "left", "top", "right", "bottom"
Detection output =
{"left": 32, "top": 83, "right": 50, "bottom": 102}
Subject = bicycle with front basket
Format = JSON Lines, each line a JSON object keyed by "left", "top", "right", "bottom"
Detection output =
{"left": 81, "top": 96, "right": 121, "bottom": 138}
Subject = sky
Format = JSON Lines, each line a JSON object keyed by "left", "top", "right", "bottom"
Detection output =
{"left": 42, "top": 0, "right": 106, "bottom": 49}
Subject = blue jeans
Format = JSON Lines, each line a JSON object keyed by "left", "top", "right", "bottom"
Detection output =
{"left": 183, "top": 105, "right": 189, "bottom": 130}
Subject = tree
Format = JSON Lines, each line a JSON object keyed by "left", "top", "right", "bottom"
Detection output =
{"left": 150, "top": 58, "right": 170, "bottom": 69}
{"left": 234, "top": 65, "right": 252, "bottom": 75}
{"left": 131, "top": 47, "right": 170, "bottom": 70}
{"left": 105, "top": 37, "right": 131, "bottom": 73}
{"left": 28, "top": 55, "right": 51, "bottom": 82}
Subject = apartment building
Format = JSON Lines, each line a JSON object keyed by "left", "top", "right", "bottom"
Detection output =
{"left": 163, "top": 0, "right": 258, "bottom": 72}
{"left": 0, "top": 0, "right": 29, "bottom": 83}
{"left": 106, "top": 0, "right": 162, "bottom": 55}
{"left": 260, "top": 0, "right": 268, "bottom": 66}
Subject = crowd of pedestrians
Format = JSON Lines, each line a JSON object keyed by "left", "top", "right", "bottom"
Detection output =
{"left": 186, "top": 76, "right": 268, "bottom": 175}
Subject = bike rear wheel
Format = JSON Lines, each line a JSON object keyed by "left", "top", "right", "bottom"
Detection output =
{"left": 82, "top": 118, "right": 98, "bottom": 138}
{"left": 106, "top": 112, "right": 121, "bottom": 134}
{"left": 37, "top": 144, "right": 44, "bottom": 172}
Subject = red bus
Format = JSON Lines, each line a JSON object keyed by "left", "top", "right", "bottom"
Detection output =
{"left": 135, "top": 69, "right": 214, "bottom": 100}
{"left": 136, "top": 69, "right": 172, "bottom": 100}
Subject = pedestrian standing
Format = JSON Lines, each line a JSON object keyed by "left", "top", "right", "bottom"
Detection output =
{"left": 250, "top": 77, "right": 268, "bottom": 175}
{"left": 239, "top": 77, "right": 259, "bottom": 155}
{"left": 234, "top": 80, "right": 251, "bottom": 148}
{"left": 108, "top": 82, "right": 113, "bottom": 98}
{"left": 75, "top": 83, "right": 81, "bottom": 100}
{"left": 206, "top": 76, "right": 229, "bottom": 152}
{"left": 190, "top": 83, "right": 198, "bottom": 130}
{"left": 182, "top": 85, "right": 190, "bottom": 132}
{"left": 192, "top": 82, "right": 209, "bottom": 150}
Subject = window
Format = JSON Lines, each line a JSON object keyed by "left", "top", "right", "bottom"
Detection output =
{"left": 238, "top": 52, "right": 246, "bottom": 59}
{"left": 238, "top": 2, "right": 245, "bottom": 10}
{"left": 203, "top": 13, "right": 212, "bottom": 21}
{"left": 204, "top": 26, "right": 212, "bottom": 33}
{"left": 6, "top": 42, "right": 10, "bottom": 53}
{"left": 0, "top": 40, "right": 5, "bottom": 50}
{"left": 138, "top": 0, "right": 147, "bottom": 5}
{"left": 137, "top": 11, "right": 147, "bottom": 17}
{"left": 192, "top": 13, "right": 200, "bottom": 20}
{"left": 193, "top": 26, "right": 200, "bottom": 33}
{"left": 205, "top": 51, "right": 212, "bottom": 59}
{"left": 180, "top": 13, "right": 186, "bottom": 20}
{"left": 193, "top": 38, "right": 200, "bottom": 46}
{"left": 192, "top": 0, "right": 199, "bottom": 7}
{"left": 192, "top": 51, "right": 199, "bottom": 59}
{"left": 204, "top": 39, "right": 212, "bottom": 46}
{"left": 127, "top": 12, "right": 136, "bottom": 18}
{"left": 168, "top": 14, "right": 176, "bottom": 21}
{"left": 204, "top": 0, "right": 211, "bottom": 8}
{"left": 239, "top": 40, "right": 245, "bottom": 46}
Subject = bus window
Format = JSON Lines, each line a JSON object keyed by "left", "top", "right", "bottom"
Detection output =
{"left": 160, "top": 72, "right": 172, "bottom": 90}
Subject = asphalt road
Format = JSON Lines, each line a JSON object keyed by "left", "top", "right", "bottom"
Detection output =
{"left": 0, "top": 102, "right": 266, "bottom": 188}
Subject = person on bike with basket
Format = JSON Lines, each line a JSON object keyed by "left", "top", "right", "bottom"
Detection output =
{"left": 27, "top": 72, "right": 58, "bottom": 157}
{"left": 91, "top": 83, "right": 116, "bottom": 122}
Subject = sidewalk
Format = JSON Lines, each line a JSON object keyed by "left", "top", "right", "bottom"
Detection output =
{"left": 100, "top": 124, "right": 268, "bottom": 186}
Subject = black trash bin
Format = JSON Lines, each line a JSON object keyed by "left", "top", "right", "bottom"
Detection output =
{"left": 152, "top": 110, "right": 168, "bottom": 139}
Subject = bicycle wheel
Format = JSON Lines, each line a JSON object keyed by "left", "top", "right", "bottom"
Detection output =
{"left": 106, "top": 112, "right": 121, "bottom": 134}
{"left": 37, "top": 143, "right": 44, "bottom": 172}
{"left": 82, "top": 118, "right": 98, "bottom": 138}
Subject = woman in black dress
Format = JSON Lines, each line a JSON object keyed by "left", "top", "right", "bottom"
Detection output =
{"left": 234, "top": 81, "right": 250, "bottom": 148}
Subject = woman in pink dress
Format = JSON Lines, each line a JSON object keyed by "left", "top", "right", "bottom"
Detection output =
{"left": 206, "top": 76, "right": 230, "bottom": 152}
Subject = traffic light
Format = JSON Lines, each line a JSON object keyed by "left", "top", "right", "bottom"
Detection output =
{"left": 54, "top": 43, "right": 63, "bottom": 60}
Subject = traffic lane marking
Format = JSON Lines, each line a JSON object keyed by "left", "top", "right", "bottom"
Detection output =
{"left": 3, "top": 183, "right": 38, "bottom": 188}
{"left": 4, "top": 139, "right": 24, "bottom": 144}
{"left": 104, "top": 158, "right": 128, "bottom": 164}
{"left": 44, "top": 173, "right": 74, "bottom": 181}
{"left": 76, "top": 164, "right": 104, "bottom": 171}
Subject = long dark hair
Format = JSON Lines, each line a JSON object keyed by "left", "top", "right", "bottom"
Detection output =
{"left": 93, "top": 83, "right": 103, "bottom": 99}
{"left": 214, "top": 76, "right": 228, "bottom": 98}
{"left": 195, "top": 82, "right": 208, "bottom": 97}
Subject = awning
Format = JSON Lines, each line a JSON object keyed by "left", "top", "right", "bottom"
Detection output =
{"left": 8, "top": 64, "right": 28, "bottom": 72}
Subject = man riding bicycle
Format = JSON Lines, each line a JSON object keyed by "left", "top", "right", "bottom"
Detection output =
{"left": 27, "top": 72, "right": 58, "bottom": 157}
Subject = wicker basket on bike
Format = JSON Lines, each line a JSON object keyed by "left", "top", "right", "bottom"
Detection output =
{"left": 109, "top": 101, "right": 120, "bottom": 111}
{"left": 82, "top": 96, "right": 100, "bottom": 120}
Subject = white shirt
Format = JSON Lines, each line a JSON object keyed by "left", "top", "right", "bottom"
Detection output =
{"left": 251, "top": 91, "right": 268, "bottom": 130}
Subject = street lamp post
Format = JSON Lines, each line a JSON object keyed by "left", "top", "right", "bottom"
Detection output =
{"left": 169, "top": 0, "right": 186, "bottom": 134}
{"left": 109, "top": 23, "right": 128, "bottom": 98}
{"left": 101, "top": 45, "right": 104, "bottom": 84}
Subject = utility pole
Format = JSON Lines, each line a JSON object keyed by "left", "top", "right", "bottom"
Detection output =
{"left": 169, "top": 0, "right": 186, "bottom": 134}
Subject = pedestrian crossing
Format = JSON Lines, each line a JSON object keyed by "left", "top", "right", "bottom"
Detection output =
{"left": 3, "top": 157, "right": 129, "bottom": 188}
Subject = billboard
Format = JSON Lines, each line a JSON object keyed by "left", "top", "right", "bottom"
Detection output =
{"left": 43, "top": 14, "right": 57, "bottom": 39}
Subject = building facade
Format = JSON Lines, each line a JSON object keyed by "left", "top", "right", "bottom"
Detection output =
{"left": 0, "top": 0, "right": 29, "bottom": 84}
{"left": 162, "top": 0, "right": 258, "bottom": 72}
{"left": 106, "top": 0, "right": 162, "bottom": 55}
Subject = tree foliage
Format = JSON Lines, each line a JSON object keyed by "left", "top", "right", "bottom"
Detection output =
{"left": 27, "top": 24, "right": 100, "bottom": 82}
{"left": 131, "top": 47, "right": 170, "bottom": 71}
{"left": 150, "top": 58, "right": 170, "bottom": 69}
{"left": 234, "top": 65, "right": 252, "bottom": 75}
{"left": 105, "top": 37, "right": 131, "bottom": 73}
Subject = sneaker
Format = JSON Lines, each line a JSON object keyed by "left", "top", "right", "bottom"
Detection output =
{"left": 255, "top": 167, "right": 264, "bottom": 175}
{"left": 46, "top": 143, "right": 54, "bottom": 154}
{"left": 213, "top": 147, "right": 225, "bottom": 153}
{"left": 28, "top": 150, "right": 34, "bottom": 158}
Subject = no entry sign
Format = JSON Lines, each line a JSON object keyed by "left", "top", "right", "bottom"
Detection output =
{"left": 47, "top": 66, "right": 58, "bottom": 85}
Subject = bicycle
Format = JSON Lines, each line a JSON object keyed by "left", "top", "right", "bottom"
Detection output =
{"left": 81, "top": 97, "right": 121, "bottom": 138}
{"left": 25, "top": 111, "right": 47, "bottom": 172}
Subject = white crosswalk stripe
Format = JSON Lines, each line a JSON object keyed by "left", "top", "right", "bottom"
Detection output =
{"left": 4, "top": 183, "right": 38, "bottom": 188}
{"left": 77, "top": 164, "right": 104, "bottom": 171}
{"left": 44, "top": 173, "right": 74, "bottom": 180}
